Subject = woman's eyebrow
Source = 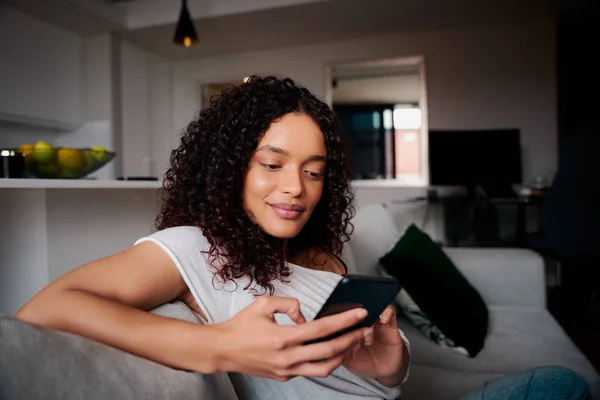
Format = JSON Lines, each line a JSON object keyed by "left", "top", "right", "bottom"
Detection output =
{"left": 307, "top": 155, "right": 326, "bottom": 163}
{"left": 256, "top": 145, "right": 289, "bottom": 156}
{"left": 256, "top": 145, "right": 326, "bottom": 162}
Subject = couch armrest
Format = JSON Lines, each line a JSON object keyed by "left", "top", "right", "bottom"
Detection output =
{"left": 444, "top": 248, "right": 546, "bottom": 307}
{"left": 0, "top": 305, "right": 239, "bottom": 400}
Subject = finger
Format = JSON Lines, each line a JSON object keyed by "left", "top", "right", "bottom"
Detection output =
{"left": 386, "top": 307, "right": 398, "bottom": 329}
{"left": 283, "top": 307, "right": 368, "bottom": 344}
{"left": 344, "top": 342, "right": 362, "bottom": 362}
{"left": 379, "top": 306, "right": 396, "bottom": 325}
{"left": 286, "top": 327, "right": 366, "bottom": 364}
{"left": 288, "top": 351, "right": 348, "bottom": 378}
{"left": 255, "top": 296, "right": 306, "bottom": 324}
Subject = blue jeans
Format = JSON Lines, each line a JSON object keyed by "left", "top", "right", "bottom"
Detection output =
{"left": 461, "top": 366, "right": 592, "bottom": 400}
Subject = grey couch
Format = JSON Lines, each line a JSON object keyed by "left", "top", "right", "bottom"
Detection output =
{"left": 0, "top": 302, "right": 238, "bottom": 400}
{"left": 1, "top": 203, "right": 599, "bottom": 399}
{"left": 346, "top": 203, "right": 600, "bottom": 399}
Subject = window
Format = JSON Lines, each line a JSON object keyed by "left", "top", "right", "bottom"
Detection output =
{"left": 393, "top": 107, "right": 423, "bottom": 184}
{"left": 329, "top": 56, "right": 428, "bottom": 186}
{"left": 333, "top": 104, "right": 424, "bottom": 184}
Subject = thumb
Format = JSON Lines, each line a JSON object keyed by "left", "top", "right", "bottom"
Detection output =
{"left": 254, "top": 296, "right": 307, "bottom": 325}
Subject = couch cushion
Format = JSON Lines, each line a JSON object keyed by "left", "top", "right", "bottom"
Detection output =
{"left": 399, "top": 305, "right": 600, "bottom": 397}
{"left": 394, "top": 286, "right": 469, "bottom": 356}
{"left": 348, "top": 203, "right": 400, "bottom": 276}
{"left": 381, "top": 224, "right": 489, "bottom": 357}
{"left": 444, "top": 248, "right": 546, "bottom": 307}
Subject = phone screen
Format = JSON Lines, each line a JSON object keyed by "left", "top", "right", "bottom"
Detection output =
{"left": 305, "top": 275, "right": 400, "bottom": 345}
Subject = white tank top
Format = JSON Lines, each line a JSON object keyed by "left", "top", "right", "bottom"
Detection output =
{"left": 135, "top": 226, "right": 409, "bottom": 400}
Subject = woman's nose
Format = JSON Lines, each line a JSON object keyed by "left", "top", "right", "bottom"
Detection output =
{"left": 280, "top": 169, "right": 303, "bottom": 197}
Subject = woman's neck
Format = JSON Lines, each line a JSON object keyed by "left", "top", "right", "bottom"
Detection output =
{"left": 282, "top": 240, "right": 288, "bottom": 261}
{"left": 286, "top": 247, "right": 346, "bottom": 276}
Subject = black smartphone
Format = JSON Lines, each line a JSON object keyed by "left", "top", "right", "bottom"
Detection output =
{"left": 304, "top": 274, "right": 401, "bottom": 345}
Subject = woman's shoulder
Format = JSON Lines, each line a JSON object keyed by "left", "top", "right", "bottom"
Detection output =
{"left": 140, "top": 225, "right": 205, "bottom": 240}
{"left": 134, "top": 225, "right": 210, "bottom": 255}
{"left": 150, "top": 225, "right": 205, "bottom": 239}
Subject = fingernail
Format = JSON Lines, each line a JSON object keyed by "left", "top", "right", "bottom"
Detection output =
{"left": 364, "top": 330, "right": 373, "bottom": 346}
{"left": 380, "top": 315, "right": 388, "bottom": 324}
{"left": 356, "top": 309, "right": 368, "bottom": 320}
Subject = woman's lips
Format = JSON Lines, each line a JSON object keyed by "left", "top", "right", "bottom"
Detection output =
{"left": 269, "top": 203, "right": 306, "bottom": 219}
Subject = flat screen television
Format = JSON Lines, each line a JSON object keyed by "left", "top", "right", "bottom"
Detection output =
{"left": 428, "top": 128, "right": 522, "bottom": 198}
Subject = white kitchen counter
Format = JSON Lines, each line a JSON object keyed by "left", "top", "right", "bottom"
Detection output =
{"left": 0, "top": 178, "right": 163, "bottom": 189}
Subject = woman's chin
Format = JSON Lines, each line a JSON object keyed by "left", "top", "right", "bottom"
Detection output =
{"left": 261, "top": 221, "right": 305, "bottom": 239}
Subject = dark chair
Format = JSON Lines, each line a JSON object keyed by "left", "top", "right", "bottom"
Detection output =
{"left": 526, "top": 128, "right": 600, "bottom": 323}
{"left": 541, "top": 129, "right": 600, "bottom": 260}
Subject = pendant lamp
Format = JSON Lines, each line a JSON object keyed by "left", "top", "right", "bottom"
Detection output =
{"left": 173, "top": 0, "right": 199, "bottom": 47}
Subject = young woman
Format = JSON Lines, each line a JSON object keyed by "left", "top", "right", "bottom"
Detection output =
{"left": 16, "top": 76, "right": 410, "bottom": 399}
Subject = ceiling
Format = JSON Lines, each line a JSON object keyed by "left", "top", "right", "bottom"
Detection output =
{"left": 3, "top": 0, "right": 579, "bottom": 60}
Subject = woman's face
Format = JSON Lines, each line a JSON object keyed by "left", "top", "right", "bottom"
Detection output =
{"left": 243, "top": 113, "right": 326, "bottom": 239}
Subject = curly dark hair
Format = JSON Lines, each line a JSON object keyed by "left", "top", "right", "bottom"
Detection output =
{"left": 155, "top": 75, "right": 355, "bottom": 295}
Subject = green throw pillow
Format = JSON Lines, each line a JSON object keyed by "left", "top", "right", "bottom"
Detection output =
{"left": 379, "top": 224, "right": 489, "bottom": 357}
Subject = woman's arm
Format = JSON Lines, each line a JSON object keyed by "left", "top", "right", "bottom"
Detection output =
{"left": 15, "top": 241, "right": 371, "bottom": 380}
{"left": 15, "top": 242, "right": 222, "bottom": 373}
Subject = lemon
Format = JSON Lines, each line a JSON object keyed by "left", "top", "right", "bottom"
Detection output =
{"left": 18, "top": 144, "right": 34, "bottom": 163}
{"left": 18, "top": 144, "right": 33, "bottom": 155}
{"left": 33, "top": 141, "right": 55, "bottom": 164}
{"left": 90, "top": 146, "right": 108, "bottom": 162}
{"left": 57, "top": 148, "right": 84, "bottom": 171}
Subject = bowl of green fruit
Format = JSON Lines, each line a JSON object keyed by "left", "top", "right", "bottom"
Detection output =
{"left": 18, "top": 141, "right": 116, "bottom": 179}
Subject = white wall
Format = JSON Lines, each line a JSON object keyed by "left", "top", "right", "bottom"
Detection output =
{"left": 172, "top": 20, "right": 557, "bottom": 186}
{"left": 120, "top": 41, "right": 172, "bottom": 178}
{"left": 46, "top": 189, "right": 159, "bottom": 281}
{"left": 333, "top": 74, "right": 421, "bottom": 104}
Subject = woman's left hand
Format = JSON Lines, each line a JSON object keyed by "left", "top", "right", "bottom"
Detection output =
{"left": 342, "top": 306, "right": 408, "bottom": 386}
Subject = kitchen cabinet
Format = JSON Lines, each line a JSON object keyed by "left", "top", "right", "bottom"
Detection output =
{"left": 0, "top": 7, "right": 82, "bottom": 131}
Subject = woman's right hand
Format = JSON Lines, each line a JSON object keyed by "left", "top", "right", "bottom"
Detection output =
{"left": 213, "top": 296, "right": 368, "bottom": 381}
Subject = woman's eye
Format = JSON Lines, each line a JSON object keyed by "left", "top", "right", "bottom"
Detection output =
{"left": 306, "top": 171, "right": 324, "bottom": 179}
{"left": 260, "top": 163, "right": 281, "bottom": 170}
